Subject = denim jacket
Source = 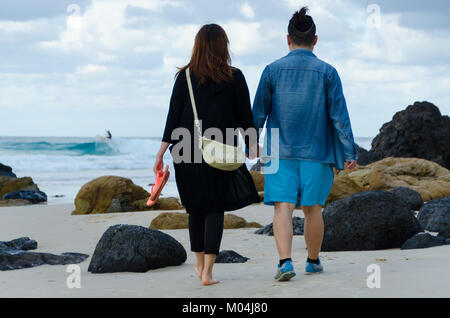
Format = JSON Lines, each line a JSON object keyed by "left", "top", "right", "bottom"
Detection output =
{"left": 252, "top": 48, "right": 358, "bottom": 170}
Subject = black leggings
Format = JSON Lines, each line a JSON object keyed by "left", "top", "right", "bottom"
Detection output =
{"left": 188, "top": 212, "right": 224, "bottom": 255}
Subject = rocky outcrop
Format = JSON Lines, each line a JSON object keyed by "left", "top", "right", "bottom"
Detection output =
{"left": 400, "top": 233, "right": 446, "bottom": 250}
{"left": 417, "top": 197, "right": 450, "bottom": 237}
{"left": 132, "top": 197, "right": 183, "bottom": 211}
{"left": 327, "top": 157, "right": 450, "bottom": 203}
{"left": 149, "top": 212, "right": 188, "bottom": 230}
{"left": 0, "top": 176, "right": 39, "bottom": 200}
{"left": 88, "top": 224, "right": 187, "bottom": 273}
{"left": 72, "top": 176, "right": 150, "bottom": 214}
{"left": 3, "top": 190, "right": 47, "bottom": 204}
{"left": 72, "top": 176, "right": 183, "bottom": 215}
{"left": 1, "top": 237, "right": 37, "bottom": 250}
{"left": 322, "top": 190, "right": 422, "bottom": 251}
{"left": 149, "top": 213, "right": 262, "bottom": 230}
{"left": 360, "top": 102, "right": 450, "bottom": 169}
{"left": 223, "top": 214, "right": 262, "bottom": 229}
{"left": 356, "top": 144, "right": 379, "bottom": 166}
{"left": 390, "top": 187, "right": 424, "bottom": 211}
{"left": 215, "top": 250, "right": 249, "bottom": 263}
{"left": 0, "top": 237, "right": 88, "bottom": 271}
{"left": 254, "top": 217, "right": 304, "bottom": 236}
{"left": 0, "top": 163, "right": 16, "bottom": 178}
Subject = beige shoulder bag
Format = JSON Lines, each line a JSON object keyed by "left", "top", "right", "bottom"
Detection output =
{"left": 186, "top": 68, "right": 245, "bottom": 171}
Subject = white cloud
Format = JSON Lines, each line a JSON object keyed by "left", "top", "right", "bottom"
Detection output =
{"left": 75, "top": 64, "right": 107, "bottom": 74}
{"left": 0, "top": 20, "right": 37, "bottom": 33}
{"left": 1, "top": 0, "right": 450, "bottom": 137}
{"left": 223, "top": 20, "right": 262, "bottom": 56}
{"left": 97, "top": 52, "right": 118, "bottom": 63}
{"left": 240, "top": 3, "right": 255, "bottom": 19}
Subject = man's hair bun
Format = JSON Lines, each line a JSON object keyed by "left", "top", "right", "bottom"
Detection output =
{"left": 288, "top": 6, "right": 316, "bottom": 46}
{"left": 299, "top": 6, "right": 308, "bottom": 16}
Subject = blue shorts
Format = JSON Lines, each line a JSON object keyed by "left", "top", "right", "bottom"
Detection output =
{"left": 264, "top": 159, "right": 334, "bottom": 208}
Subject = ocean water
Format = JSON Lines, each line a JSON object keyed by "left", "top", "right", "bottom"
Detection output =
{"left": 0, "top": 136, "right": 373, "bottom": 205}
{"left": 0, "top": 136, "right": 177, "bottom": 204}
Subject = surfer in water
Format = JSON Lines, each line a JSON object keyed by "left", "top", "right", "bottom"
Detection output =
{"left": 97, "top": 130, "right": 112, "bottom": 142}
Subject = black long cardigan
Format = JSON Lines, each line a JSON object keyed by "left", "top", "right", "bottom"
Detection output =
{"left": 162, "top": 68, "right": 260, "bottom": 214}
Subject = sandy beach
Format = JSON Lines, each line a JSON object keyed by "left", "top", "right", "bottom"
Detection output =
{"left": 1, "top": 202, "right": 449, "bottom": 298}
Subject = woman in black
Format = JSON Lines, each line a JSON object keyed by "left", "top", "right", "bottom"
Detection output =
{"left": 153, "top": 24, "right": 260, "bottom": 286}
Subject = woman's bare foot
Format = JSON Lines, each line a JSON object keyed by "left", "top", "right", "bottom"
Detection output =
{"left": 194, "top": 252, "right": 205, "bottom": 280}
{"left": 202, "top": 271, "right": 219, "bottom": 286}
{"left": 194, "top": 265, "right": 203, "bottom": 279}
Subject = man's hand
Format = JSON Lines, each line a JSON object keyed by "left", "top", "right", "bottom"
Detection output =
{"left": 345, "top": 160, "right": 357, "bottom": 170}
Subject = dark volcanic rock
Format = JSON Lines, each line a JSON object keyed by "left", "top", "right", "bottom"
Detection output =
{"left": 322, "top": 190, "right": 422, "bottom": 251}
{"left": 2, "top": 190, "right": 47, "bottom": 204}
{"left": 1, "top": 237, "right": 38, "bottom": 250}
{"left": 401, "top": 233, "right": 446, "bottom": 250}
{"left": 356, "top": 144, "right": 379, "bottom": 166}
{"left": 215, "top": 250, "right": 249, "bottom": 263}
{"left": 254, "top": 217, "right": 304, "bottom": 236}
{"left": 417, "top": 197, "right": 450, "bottom": 237}
{"left": 390, "top": 187, "right": 424, "bottom": 211}
{"left": 0, "top": 163, "right": 16, "bottom": 178}
{"left": 88, "top": 224, "right": 187, "bottom": 273}
{"left": 0, "top": 237, "right": 88, "bottom": 271}
{"left": 362, "top": 102, "right": 450, "bottom": 168}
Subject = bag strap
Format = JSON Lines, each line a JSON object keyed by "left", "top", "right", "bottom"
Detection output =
{"left": 186, "top": 68, "right": 202, "bottom": 132}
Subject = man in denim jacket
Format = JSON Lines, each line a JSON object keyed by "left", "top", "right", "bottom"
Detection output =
{"left": 252, "top": 7, "right": 358, "bottom": 281}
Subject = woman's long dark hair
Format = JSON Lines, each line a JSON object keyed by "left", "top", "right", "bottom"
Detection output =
{"left": 177, "top": 24, "right": 233, "bottom": 85}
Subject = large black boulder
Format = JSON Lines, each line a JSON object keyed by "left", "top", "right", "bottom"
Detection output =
{"left": 254, "top": 217, "right": 304, "bottom": 236}
{"left": 0, "top": 237, "right": 88, "bottom": 271}
{"left": 0, "top": 163, "right": 16, "bottom": 178}
{"left": 361, "top": 102, "right": 450, "bottom": 169}
{"left": 322, "top": 190, "right": 422, "bottom": 251}
{"left": 356, "top": 144, "right": 379, "bottom": 166}
{"left": 88, "top": 224, "right": 187, "bottom": 273}
{"left": 215, "top": 250, "right": 249, "bottom": 263}
{"left": 417, "top": 197, "right": 450, "bottom": 237}
{"left": 400, "top": 233, "right": 446, "bottom": 250}
{"left": 390, "top": 187, "right": 424, "bottom": 211}
{"left": 2, "top": 190, "right": 47, "bottom": 204}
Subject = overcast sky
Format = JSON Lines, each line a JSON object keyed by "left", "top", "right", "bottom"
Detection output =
{"left": 1, "top": 0, "right": 449, "bottom": 137}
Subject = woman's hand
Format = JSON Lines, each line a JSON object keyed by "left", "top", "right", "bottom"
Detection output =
{"left": 153, "top": 154, "right": 164, "bottom": 174}
{"left": 153, "top": 142, "right": 170, "bottom": 174}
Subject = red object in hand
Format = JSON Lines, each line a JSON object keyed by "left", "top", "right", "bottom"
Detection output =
{"left": 147, "top": 165, "right": 170, "bottom": 207}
